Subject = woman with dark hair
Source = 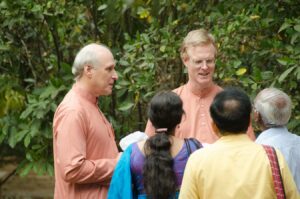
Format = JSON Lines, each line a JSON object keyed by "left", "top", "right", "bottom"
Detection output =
{"left": 108, "top": 91, "right": 202, "bottom": 199}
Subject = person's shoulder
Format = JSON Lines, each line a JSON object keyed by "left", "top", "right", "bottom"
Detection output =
{"left": 290, "top": 131, "right": 300, "bottom": 139}
{"left": 187, "top": 145, "right": 210, "bottom": 163}
{"left": 258, "top": 129, "right": 300, "bottom": 145}
{"left": 189, "top": 140, "right": 214, "bottom": 156}
{"left": 131, "top": 140, "right": 145, "bottom": 155}
{"left": 255, "top": 132, "right": 267, "bottom": 144}
{"left": 57, "top": 98, "right": 84, "bottom": 114}
{"left": 288, "top": 132, "right": 300, "bottom": 147}
{"left": 186, "top": 138, "right": 203, "bottom": 149}
{"left": 271, "top": 147, "right": 289, "bottom": 164}
{"left": 173, "top": 84, "right": 187, "bottom": 94}
{"left": 58, "top": 89, "right": 82, "bottom": 106}
{"left": 212, "top": 84, "right": 223, "bottom": 92}
{"left": 54, "top": 94, "right": 87, "bottom": 121}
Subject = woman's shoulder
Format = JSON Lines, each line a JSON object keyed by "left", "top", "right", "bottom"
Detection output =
{"left": 131, "top": 140, "right": 146, "bottom": 156}
{"left": 185, "top": 138, "right": 203, "bottom": 151}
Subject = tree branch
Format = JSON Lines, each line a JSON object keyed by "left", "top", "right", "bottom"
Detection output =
{"left": 44, "top": 16, "right": 63, "bottom": 73}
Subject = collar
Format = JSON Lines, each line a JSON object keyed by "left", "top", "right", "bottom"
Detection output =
{"left": 73, "top": 83, "right": 98, "bottom": 104}
{"left": 187, "top": 81, "right": 216, "bottom": 98}
{"left": 216, "top": 134, "right": 251, "bottom": 144}
{"left": 258, "top": 126, "right": 289, "bottom": 139}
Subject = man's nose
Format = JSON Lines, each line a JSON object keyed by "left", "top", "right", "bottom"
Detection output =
{"left": 112, "top": 70, "right": 118, "bottom": 80}
{"left": 201, "top": 61, "right": 209, "bottom": 69}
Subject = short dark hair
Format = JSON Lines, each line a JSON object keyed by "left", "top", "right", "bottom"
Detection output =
{"left": 210, "top": 87, "right": 251, "bottom": 134}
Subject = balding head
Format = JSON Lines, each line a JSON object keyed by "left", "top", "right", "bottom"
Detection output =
{"left": 254, "top": 88, "right": 292, "bottom": 127}
{"left": 210, "top": 87, "right": 251, "bottom": 134}
{"left": 72, "top": 43, "right": 113, "bottom": 81}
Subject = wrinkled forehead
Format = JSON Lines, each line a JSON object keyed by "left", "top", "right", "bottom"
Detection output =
{"left": 186, "top": 44, "right": 217, "bottom": 58}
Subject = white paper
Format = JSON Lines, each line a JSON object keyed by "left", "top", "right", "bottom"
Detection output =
{"left": 119, "top": 131, "right": 148, "bottom": 151}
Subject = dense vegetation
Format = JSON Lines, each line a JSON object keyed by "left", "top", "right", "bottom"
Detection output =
{"left": 0, "top": 0, "right": 299, "bottom": 176}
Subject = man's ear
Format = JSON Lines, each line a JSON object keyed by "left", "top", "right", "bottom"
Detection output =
{"left": 253, "top": 109, "right": 260, "bottom": 123}
{"left": 84, "top": 65, "right": 93, "bottom": 78}
{"left": 182, "top": 56, "right": 189, "bottom": 67}
{"left": 211, "top": 121, "right": 221, "bottom": 137}
{"left": 253, "top": 109, "right": 267, "bottom": 131}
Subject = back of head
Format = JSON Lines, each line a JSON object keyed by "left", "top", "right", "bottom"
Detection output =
{"left": 143, "top": 91, "right": 183, "bottom": 199}
{"left": 254, "top": 88, "right": 291, "bottom": 127}
{"left": 148, "top": 91, "right": 184, "bottom": 134}
{"left": 72, "top": 43, "right": 110, "bottom": 80}
{"left": 180, "top": 28, "right": 217, "bottom": 61}
{"left": 210, "top": 87, "right": 251, "bottom": 134}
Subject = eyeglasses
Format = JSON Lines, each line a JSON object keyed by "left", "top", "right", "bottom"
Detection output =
{"left": 190, "top": 58, "right": 215, "bottom": 68}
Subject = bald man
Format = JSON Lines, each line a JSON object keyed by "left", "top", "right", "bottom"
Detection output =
{"left": 53, "top": 44, "right": 121, "bottom": 198}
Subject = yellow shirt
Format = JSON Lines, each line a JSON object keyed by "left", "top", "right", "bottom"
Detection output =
{"left": 179, "top": 134, "right": 300, "bottom": 199}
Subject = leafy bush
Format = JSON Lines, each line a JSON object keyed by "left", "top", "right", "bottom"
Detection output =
{"left": 0, "top": 0, "right": 299, "bottom": 176}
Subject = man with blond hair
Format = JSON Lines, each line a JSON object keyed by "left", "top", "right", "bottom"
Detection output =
{"left": 145, "top": 29, "right": 255, "bottom": 144}
{"left": 53, "top": 44, "right": 121, "bottom": 198}
{"left": 254, "top": 87, "right": 300, "bottom": 192}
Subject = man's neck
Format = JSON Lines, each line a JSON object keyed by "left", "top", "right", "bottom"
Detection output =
{"left": 75, "top": 79, "right": 97, "bottom": 99}
{"left": 188, "top": 81, "right": 214, "bottom": 97}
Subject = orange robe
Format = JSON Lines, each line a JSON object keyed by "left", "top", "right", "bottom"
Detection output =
{"left": 53, "top": 83, "right": 119, "bottom": 199}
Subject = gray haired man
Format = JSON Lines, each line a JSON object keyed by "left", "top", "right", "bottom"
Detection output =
{"left": 254, "top": 87, "right": 300, "bottom": 192}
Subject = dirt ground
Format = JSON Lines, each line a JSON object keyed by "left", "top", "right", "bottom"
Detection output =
{"left": 0, "top": 163, "right": 54, "bottom": 199}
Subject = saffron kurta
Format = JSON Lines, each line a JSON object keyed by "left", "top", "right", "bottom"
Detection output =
{"left": 179, "top": 134, "right": 299, "bottom": 199}
{"left": 145, "top": 83, "right": 255, "bottom": 143}
{"left": 53, "top": 83, "right": 119, "bottom": 199}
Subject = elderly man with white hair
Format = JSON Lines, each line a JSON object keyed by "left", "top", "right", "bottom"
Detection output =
{"left": 53, "top": 43, "right": 121, "bottom": 198}
{"left": 254, "top": 87, "right": 300, "bottom": 193}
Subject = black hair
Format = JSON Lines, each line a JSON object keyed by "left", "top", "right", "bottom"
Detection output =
{"left": 209, "top": 87, "right": 251, "bottom": 134}
{"left": 143, "top": 91, "right": 184, "bottom": 199}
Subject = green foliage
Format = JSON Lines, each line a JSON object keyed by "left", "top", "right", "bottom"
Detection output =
{"left": 1, "top": 0, "right": 300, "bottom": 176}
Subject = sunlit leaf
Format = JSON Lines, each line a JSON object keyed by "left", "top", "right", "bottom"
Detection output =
{"left": 294, "top": 25, "right": 300, "bottom": 32}
{"left": 236, "top": 68, "right": 247, "bottom": 76}
{"left": 97, "top": 4, "right": 107, "bottom": 11}
{"left": 250, "top": 15, "right": 260, "bottom": 20}
{"left": 160, "top": 45, "right": 166, "bottom": 52}
{"left": 278, "top": 22, "right": 291, "bottom": 33}
{"left": 118, "top": 102, "right": 134, "bottom": 112}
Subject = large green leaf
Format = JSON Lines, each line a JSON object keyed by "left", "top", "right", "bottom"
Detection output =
{"left": 294, "top": 25, "right": 300, "bottom": 32}
{"left": 278, "top": 66, "right": 296, "bottom": 83}
{"left": 278, "top": 22, "right": 291, "bottom": 33}
{"left": 118, "top": 102, "right": 134, "bottom": 112}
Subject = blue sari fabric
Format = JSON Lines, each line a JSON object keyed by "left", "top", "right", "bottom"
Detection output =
{"left": 107, "top": 144, "right": 134, "bottom": 199}
{"left": 108, "top": 138, "right": 201, "bottom": 199}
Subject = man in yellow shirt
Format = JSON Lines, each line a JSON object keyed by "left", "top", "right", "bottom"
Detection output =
{"left": 179, "top": 87, "right": 299, "bottom": 199}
